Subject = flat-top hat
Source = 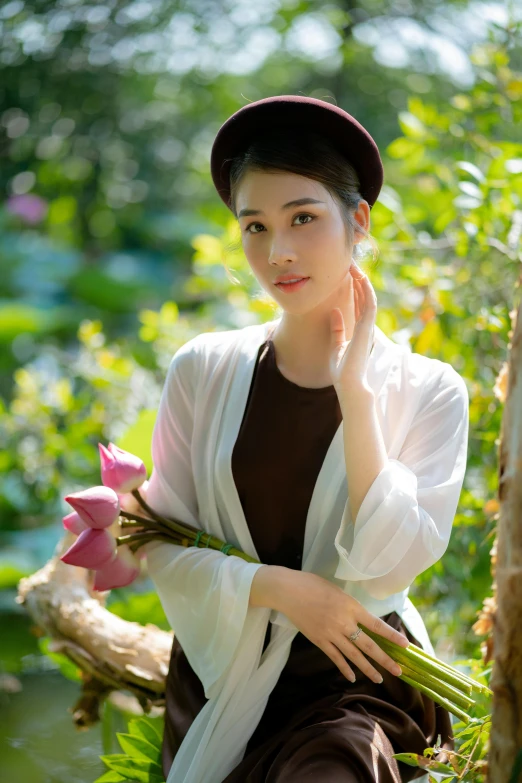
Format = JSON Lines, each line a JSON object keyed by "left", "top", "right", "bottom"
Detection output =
{"left": 210, "top": 95, "right": 384, "bottom": 212}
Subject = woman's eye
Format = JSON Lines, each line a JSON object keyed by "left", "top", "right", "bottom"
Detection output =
{"left": 294, "top": 213, "right": 314, "bottom": 225}
{"left": 245, "top": 214, "right": 315, "bottom": 234}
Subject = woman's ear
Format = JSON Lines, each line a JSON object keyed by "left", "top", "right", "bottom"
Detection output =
{"left": 353, "top": 199, "right": 371, "bottom": 237}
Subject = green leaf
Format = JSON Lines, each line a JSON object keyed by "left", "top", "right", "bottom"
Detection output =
{"left": 393, "top": 752, "right": 425, "bottom": 768}
{"left": 393, "top": 753, "right": 456, "bottom": 776}
{"left": 100, "top": 754, "right": 164, "bottom": 783}
{"left": 92, "top": 772, "right": 126, "bottom": 783}
{"left": 116, "top": 732, "right": 162, "bottom": 763}
{"left": 129, "top": 717, "right": 163, "bottom": 747}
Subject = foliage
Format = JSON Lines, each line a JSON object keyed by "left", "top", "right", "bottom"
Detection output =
{"left": 93, "top": 716, "right": 165, "bottom": 783}
{"left": 393, "top": 717, "right": 490, "bottom": 781}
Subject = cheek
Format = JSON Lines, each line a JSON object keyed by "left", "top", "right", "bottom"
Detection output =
{"left": 243, "top": 239, "right": 265, "bottom": 269}
{"left": 305, "top": 219, "right": 344, "bottom": 247}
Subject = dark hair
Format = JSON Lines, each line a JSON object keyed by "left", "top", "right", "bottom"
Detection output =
{"left": 222, "top": 127, "right": 379, "bottom": 283}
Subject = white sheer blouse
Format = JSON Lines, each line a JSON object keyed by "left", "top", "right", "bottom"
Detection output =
{"left": 143, "top": 317, "right": 469, "bottom": 783}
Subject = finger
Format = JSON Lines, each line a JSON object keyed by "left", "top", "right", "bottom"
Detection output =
{"left": 330, "top": 307, "right": 345, "bottom": 349}
{"left": 335, "top": 635, "right": 385, "bottom": 683}
{"left": 346, "top": 632, "right": 403, "bottom": 677}
{"left": 348, "top": 275, "right": 357, "bottom": 323}
{"left": 359, "top": 274, "right": 377, "bottom": 318}
{"left": 361, "top": 614, "right": 410, "bottom": 648}
{"left": 353, "top": 278, "right": 363, "bottom": 322}
{"left": 345, "top": 300, "right": 374, "bottom": 365}
{"left": 352, "top": 278, "right": 359, "bottom": 322}
{"left": 349, "top": 261, "right": 365, "bottom": 279}
{"left": 323, "top": 641, "right": 357, "bottom": 683}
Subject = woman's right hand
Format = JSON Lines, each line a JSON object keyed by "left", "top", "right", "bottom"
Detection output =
{"left": 274, "top": 568, "right": 409, "bottom": 683}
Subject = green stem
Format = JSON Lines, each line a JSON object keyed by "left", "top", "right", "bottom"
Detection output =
{"left": 117, "top": 532, "right": 174, "bottom": 549}
{"left": 361, "top": 625, "right": 481, "bottom": 696}
{"left": 131, "top": 489, "right": 199, "bottom": 535}
{"left": 399, "top": 673, "right": 471, "bottom": 725}
{"left": 380, "top": 641, "right": 474, "bottom": 698}
{"left": 189, "top": 530, "right": 259, "bottom": 563}
{"left": 119, "top": 511, "right": 173, "bottom": 537}
{"left": 395, "top": 637, "right": 492, "bottom": 695}
{"left": 397, "top": 660, "right": 475, "bottom": 711}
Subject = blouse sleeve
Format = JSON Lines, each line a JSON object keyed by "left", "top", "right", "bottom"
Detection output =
{"left": 333, "top": 363, "right": 469, "bottom": 600}
{"left": 142, "top": 338, "right": 265, "bottom": 700}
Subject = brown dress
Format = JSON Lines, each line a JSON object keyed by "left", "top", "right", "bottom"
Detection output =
{"left": 161, "top": 330, "right": 454, "bottom": 782}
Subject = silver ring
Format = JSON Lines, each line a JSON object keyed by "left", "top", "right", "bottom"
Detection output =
{"left": 348, "top": 627, "right": 362, "bottom": 643}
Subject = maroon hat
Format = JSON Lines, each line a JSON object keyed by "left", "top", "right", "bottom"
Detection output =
{"left": 210, "top": 95, "right": 384, "bottom": 212}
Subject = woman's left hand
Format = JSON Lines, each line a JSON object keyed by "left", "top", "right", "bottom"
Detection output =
{"left": 329, "top": 261, "right": 377, "bottom": 395}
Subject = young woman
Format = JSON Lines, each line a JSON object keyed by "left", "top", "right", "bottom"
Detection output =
{"left": 143, "top": 96, "right": 470, "bottom": 783}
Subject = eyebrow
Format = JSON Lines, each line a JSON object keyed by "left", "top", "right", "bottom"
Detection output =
{"left": 237, "top": 198, "right": 326, "bottom": 219}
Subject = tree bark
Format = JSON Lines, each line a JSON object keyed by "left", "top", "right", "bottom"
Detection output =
{"left": 16, "top": 530, "right": 172, "bottom": 728}
{"left": 488, "top": 291, "right": 522, "bottom": 782}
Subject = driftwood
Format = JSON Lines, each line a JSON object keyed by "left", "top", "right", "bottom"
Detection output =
{"left": 486, "top": 289, "right": 522, "bottom": 782}
{"left": 16, "top": 529, "right": 172, "bottom": 728}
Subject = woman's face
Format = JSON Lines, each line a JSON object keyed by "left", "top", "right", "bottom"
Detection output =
{"left": 234, "top": 168, "right": 369, "bottom": 316}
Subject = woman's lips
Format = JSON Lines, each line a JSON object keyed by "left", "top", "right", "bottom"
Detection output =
{"left": 275, "top": 277, "right": 310, "bottom": 293}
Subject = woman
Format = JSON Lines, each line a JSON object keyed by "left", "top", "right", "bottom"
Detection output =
{"left": 143, "top": 96, "right": 469, "bottom": 783}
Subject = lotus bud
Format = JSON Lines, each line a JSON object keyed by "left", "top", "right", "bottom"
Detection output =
{"left": 118, "top": 479, "right": 149, "bottom": 516}
{"left": 65, "top": 486, "right": 120, "bottom": 529}
{"left": 62, "top": 511, "right": 89, "bottom": 536}
{"left": 98, "top": 442, "right": 147, "bottom": 494}
{"left": 92, "top": 545, "right": 141, "bottom": 591}
{"left": 60, "top": 528, "right": 117, "bottom": 568}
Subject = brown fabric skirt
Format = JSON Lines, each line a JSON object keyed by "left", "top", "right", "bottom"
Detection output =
{"left": 161, "top": 611, "right": 454, "bottom": 782}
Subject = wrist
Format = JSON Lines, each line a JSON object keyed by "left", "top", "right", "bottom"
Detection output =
{"left": 337, "top": 384, "right": 375, "bottom": 411}
{"left": 249, "top": 565, "right": 293, "bottom": 612}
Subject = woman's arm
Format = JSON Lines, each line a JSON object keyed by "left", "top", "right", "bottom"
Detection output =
{"left": 338, "top": 386, "right": 388, "bottom": 523}
{"left": 334, "top": 363, "right": 470, "bottom": 599}
{"left": 250, "top": 563, "right": 409, "bottom": 683}
{"left": 249, "top": 565, "right": 291, "bottom": 610}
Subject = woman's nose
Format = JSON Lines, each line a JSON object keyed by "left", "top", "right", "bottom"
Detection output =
{"left": 268, "top": 239, "right": 298, "bottom": 265}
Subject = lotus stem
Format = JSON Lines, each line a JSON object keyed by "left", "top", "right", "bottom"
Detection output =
{"left": 399, "top": 673, "right": 471, "bottom": 725}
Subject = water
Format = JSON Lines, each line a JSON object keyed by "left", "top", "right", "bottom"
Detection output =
{"left": 0, "top": 670, "right": 109, "bottom": 783}
{"left": 0, "top": 610, "right": 129, "bottom": 783}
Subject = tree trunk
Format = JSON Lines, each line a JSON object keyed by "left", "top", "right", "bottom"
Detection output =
{"left": 488, "top": 290, "right": 522, "bottom": 782}
{"left": 16, "top": 530, "right": 172, "bottom": 728}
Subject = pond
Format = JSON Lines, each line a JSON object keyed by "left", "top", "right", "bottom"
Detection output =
{"left": 0, "top": 609, "right": 119, "bottom": 782}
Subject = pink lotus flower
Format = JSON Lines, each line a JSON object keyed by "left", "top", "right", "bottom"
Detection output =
{"left": 92, "top": 545, "right": 141, "bottom": 591}
{"left": 99, "top": 443, "right": 147, "bottom": 494}
{"left": 62, "top": 511, "right": 88, "bottom": 536}
{"left": 65, "top": 486, "right": 120, "bottom": 529}
{"left": 60, "top": 527, "right": 117, "bottom": 568}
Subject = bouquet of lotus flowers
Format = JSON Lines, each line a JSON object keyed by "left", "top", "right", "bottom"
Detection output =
{"left": 61, "top": 443, "right": 492, "bottom": 726}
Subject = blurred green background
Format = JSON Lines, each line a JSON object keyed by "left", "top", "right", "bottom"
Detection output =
{"left": 1, "top": 0, "right": 521, "bottom": 780}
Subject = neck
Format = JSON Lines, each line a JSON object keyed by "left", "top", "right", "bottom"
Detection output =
{"left": 269, "top": 311, "right": 356, "bottom": 389}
